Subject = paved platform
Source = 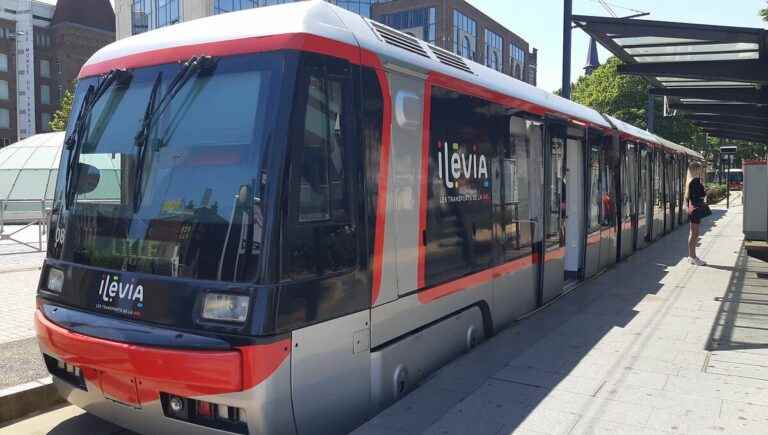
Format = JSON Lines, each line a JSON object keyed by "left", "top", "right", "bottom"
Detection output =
{"left": 3, "top": 197, "right": 765, "bottom": 435}
{"left": 0, "top": 226, "right": 47, "bottom": 390}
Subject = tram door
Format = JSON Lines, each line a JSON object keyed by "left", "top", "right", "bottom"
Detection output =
{"left": 599, "top": 137, "right": 619, "bottom": 269}
{"left": 681, "top": 157, "right": 689, "bottom": 225}
{"left": 664, "top": 154, "right": 675, "bottom": 233}
{"left": 564, "top": 127, "right": 586, "bottom": 283}
{"left": 619, "top": 141, "right": 637, "bottom": 259}
{"left": 652, "top": 149, "right": 665, "bottom": 240}
{"left": 541, "top": 121, "right": 567, "bottom": 303}
{"left": 636, "top": 145, "right": 652, "bottom": 249}
{"left": 584, "top": 129, "right": 603, "bottom": 278}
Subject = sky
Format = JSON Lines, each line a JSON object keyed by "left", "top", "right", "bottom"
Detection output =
{"left": 466, "top": 0, "right": 767, "bottom": 92}
{"left": 37, "top": 0, "right": 766, "bottom": 92}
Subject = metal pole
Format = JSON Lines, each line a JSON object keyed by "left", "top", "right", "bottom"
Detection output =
{"left": 646, "top": 92, "right": 655, "bottom": 133}
{"left": 561, "top": 0, "right": 573, "bottom": 99}
{"left": 726, "top": 155, "right": 731, "bottom": 209}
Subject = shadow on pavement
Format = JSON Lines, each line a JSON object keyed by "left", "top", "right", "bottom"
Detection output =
{"left": 707, "top": 241, "right": 768, "bottom": 352}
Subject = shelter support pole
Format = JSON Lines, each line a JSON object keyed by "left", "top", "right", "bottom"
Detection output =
{"left": 562, "top": 0, "right": 572, "bottom": 100}
{"left": 647, "top": 92, "right": 655, "bottom": 133}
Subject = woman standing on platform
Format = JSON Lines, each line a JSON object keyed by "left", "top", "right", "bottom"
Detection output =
{"left": 686, "top": 163, "right": 709, "bottom": 266}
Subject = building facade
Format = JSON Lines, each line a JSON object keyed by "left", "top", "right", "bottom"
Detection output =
{"left": 372, "top": 0, "right": 536, "bottom": 85}
{"left": 114, "top": 0, "right": 536, "bottom": 86}
{"left": 115, "top": 0, "right": 389, "bottom": 39}
{"left": 0, "top": 0, "right": 114, "bottom": 144}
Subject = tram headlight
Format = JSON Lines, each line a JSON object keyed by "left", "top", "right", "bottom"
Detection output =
{"left": 201, "top": 293, "right": 249, "bottom": 323}
{"left": 46, "top": 268, "right": 64, "bottom": 293}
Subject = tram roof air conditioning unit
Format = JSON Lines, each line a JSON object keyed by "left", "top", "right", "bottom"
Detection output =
{"left": 368, "top": 20, "right": 430, "bottom": 59}
{"left": 429, "top": 45, "right": 473, "bottom": 74}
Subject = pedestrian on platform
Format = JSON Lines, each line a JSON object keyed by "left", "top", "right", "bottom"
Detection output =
{"left": 686, "top": 163, "right": 710, "bottom": 265}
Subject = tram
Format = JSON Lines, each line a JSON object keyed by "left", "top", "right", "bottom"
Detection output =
{"left": 35, "top": 2, "right": 702, "bottom": 434}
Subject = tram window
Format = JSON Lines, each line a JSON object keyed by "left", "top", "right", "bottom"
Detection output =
{"left": 622, "top": 142, "right": 636, "bottom": 221}
{"left": 425, "top": 87, "right": 497, "bottom": 286}
{"left": 601, "top": 138, "right": 618, "bottom": 228}
{"left": 639, "top": 147, "right": 649, "bottom": 218}
{"left": 297, "top": 75, "right": 343, "bottom": 222}
{"left": 546, "top": 124, "right": 566, "bottom": 249}
{"left": 587, "top": 131, "right": 602, "bottom": 233}
{"left": 654, "top": 151, "right": 664, "bottom": 209}
{"left": 494, "top": 116, "right": 535, "bottom": 261}
{"left": 285, "top": 60, "right": 357, "bottom": 281}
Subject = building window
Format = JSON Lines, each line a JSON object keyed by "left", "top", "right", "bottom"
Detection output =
{"left": 330, "top": 0, "right": 385, "bottom": 18}
{"left": 132, "top": 0, "right": 150, "bottom": 35}
{"left": 40, "top": 59, "right": 50, "bottom": 78}
{"left": 379, "top": 7, "right": 437, "bottom": 44}
{"left": 156, "top": 0, "right": 181, "bottom": 28}
{"left": 0, "top": 80, "right": 8, "bottom": 100}
{"left": 34, "top": 33, "right": 50, "bottom": 48}
{"left": 528, "top": 64, "right": 536, "bottom": 85}
{"left": 0, "top": 109, "right": 9, "bottom": 129}
{"left": 40, "top": 85, "right": 50, "bottom": 105}
{"left": 484, "top": 29, "right": 502, "bottom": 72}
{"left": 0, "top": 53, "right": 7, "bottom": 72}
{"left": 56, "top": 60, "right": 62, "bottom": 75}
{"left": 58, "top": 85, "right": 64, "bottom": 102}
{"left": 214, "top": 0, "right": 258, "bottom": 14}
{"left": 41, "top": 112, "right": 51, "bottom": 131}
{"left": 0, "top": 138, "right": 9, "bottom": 147}
{"left": 452, "top": 10, "right": 476, "bottom": 61}
{"left": 510, "top": 44, "right": 525, "bottom": 80}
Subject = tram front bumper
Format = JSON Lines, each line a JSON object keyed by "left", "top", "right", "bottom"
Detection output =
{"left": 34, "top": 308, "right": 294, "bottom": 435}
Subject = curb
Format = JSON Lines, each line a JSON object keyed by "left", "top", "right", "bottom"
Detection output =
{"left": 0, "top": 377, "right": 65, "bottom": 424}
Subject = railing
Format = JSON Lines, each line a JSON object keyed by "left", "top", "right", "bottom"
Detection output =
{"left": 0, "top": 199, "right": 51, "bottom": 253}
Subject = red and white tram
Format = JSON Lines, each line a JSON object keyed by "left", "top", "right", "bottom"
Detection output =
{"left": 36, "top": 2, "right": 702, "bottom": 434}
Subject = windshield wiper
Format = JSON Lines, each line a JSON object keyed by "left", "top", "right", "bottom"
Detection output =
{"left": 133, "top": 71, "right": 163, "bottom": 211}
{"left": 64, "top": 69, "right": 131, "bottom": 208}
{"left": 132, "top": 56, "right": 215, "bottom": 211}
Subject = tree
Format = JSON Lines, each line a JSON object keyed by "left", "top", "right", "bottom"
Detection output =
{"left": 49, "top": 88, "right": 73, "bottom": 132}
{"left": 761, "top": 2, "right": 768, "bottom": 21}
{"left": 571, "top": 57, "right": 707, "bottom": 153}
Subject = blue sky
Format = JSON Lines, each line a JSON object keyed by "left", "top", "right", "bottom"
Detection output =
{"left": 467, "top": 0, "right": 767, "bottom": 92}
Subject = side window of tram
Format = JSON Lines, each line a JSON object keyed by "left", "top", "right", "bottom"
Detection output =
{"left": 639, "top": 148, "right": 649, "bottom": 217}
{"left": 601, "top": 140, "right": 617, "bottom": 227}
{"left": 425, "top": 87, "right": 497, "bottom": 286}
{"left": 495, "top": 116, "right": 537, "bottom": 261}
{"left": 622, "top": 142, "right": 636, "bottom": 221}
{"left": 654, "top": 152, "right": 664, "bottom": 208}
{"left": 285, "top": 66, "right": 356, "bottom": 280}
{"left": 587, "top": 132, "right": 602, "bottom": 232}
{"left": 546, "top": 125, "right": 566, "bottom": 249}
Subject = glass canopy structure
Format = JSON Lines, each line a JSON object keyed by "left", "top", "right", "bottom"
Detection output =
{"left": 0, "top": 132, "right": 120, "bottom": 222}
{"left": 572, "top": 15, "right": 767, "bottom": 144}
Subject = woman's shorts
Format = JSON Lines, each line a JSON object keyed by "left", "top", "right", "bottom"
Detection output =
{"left": 689, "top": 212, "right": 701, "bottom": 224}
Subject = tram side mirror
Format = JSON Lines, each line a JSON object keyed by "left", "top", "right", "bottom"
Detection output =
{"left": 75, "top": 163, "right": 100, "bottom": 195}
{"left": 236, "top": 185, "right": 251, "bottom": 207}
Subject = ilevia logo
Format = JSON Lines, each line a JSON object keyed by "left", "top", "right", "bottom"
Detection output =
{"left": 436, "top": 141, "right": 490, "bottom": 204}
{"left": 96, "top": 274, "right": 144, "bottom": 316}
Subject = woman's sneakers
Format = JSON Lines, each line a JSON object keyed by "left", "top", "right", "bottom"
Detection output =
{"left": 689, "top": 257, "right": 706, "bottom": 266}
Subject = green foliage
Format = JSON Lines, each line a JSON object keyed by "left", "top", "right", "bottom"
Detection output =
{"left": 570, "top": 57, "right": 707, "bottom": 153}
{"left": 761, "top": 2, "right": 768, "bottom": 21}
{"left": 707, "top": 184, "right": 727, "bottom": 204}
{"left": 571, "top": 57, "right": 648, "bottom": 127}
{"left": 49, "top": 88, "right": 73, "bottom": 132}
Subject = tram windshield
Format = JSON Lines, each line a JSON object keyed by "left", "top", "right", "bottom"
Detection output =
{"left": 50, "top": 52, "right": 295, "bottom": 282}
